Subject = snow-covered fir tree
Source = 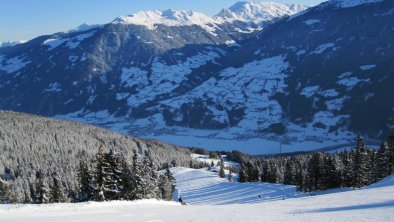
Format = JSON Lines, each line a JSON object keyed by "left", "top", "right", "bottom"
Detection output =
{"left": 35, "top": 171, "right": 49, "bottom": 204}
{"left": 77, "top": 160, "right": 94, "bottom": 201}
{"left": 158, "top": 167, "right": 175, "bottom": 201}
{"left": 0, "top": 178, "right": 11, "bottom": 203}
{"left": 49, "top": 176, "right": 67, "bottom": 203}
{"left": 354, "top": 135, "right": 369, "bottom": 188}
{"left": 219, "top": 158, "right": 225, "bottom": 178}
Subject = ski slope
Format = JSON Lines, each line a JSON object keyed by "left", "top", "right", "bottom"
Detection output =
{"left": 0, "top": 168, "right": 393, "bottom": 222}
{"left": 172, "top": 167, "right": 301, "bottom": 205}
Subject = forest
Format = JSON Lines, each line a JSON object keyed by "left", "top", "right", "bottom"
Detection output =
{"left": 236, "top": 133, "right": 394, "bottom": 192}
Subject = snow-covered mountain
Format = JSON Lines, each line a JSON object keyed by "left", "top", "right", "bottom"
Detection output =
{"left": 0, "top": 0, "right": 392, "bottom": 154}
{"left": 0, "top": 40, "right": 27, "bottom": 48}
{"left": 216, "top": 1, "right": 307, "bottom": 25}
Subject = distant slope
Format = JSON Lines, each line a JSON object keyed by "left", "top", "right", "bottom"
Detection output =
{"left": 0, "top": 111, "right": 195, "bottom": 202}
{"left": 172, "top": 167, "right": 299, "bottom": 205}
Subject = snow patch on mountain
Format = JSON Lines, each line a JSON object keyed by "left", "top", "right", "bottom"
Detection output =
{"left": 120, "top": 67, "right": 148, "bottom": 88}
{"left": 43, "top": 38, "right": 69, "bottom": 50}
{"left": 337, "top": 74, "right": 370, "bottom": 89}
{"left": 45, "top": 82, "right": 62, "bottom": 92}
{"left": 126, "top": 49, "right": 222, "bottom": 108}
{"left": 311, "top": 43, "right": 335, "bottom": 54}
{"left": 0, "top": 56, "right": 31, "bottom": 74}
{"left": 68, "top": 23, "right": 102, "bottom": 33}
{"left": 162, "top": 55, "right": 289, "bottom": 129}
{"left": 303, "top": 19, "right": 320, "bottom": 25}
{"left": 66, "top": 31, "right": 96, "bottom": 49}
{"left": 0, "top": 40, "right": 27, "bottom": 48}
{"left": 359, "top": 64, "right": 376, "bottom": 70}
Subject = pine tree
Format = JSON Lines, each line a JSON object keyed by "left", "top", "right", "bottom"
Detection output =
{"left": 49, "top": 176, "right": 67, "bottom": 203}
{"left": 321, "top": 155, "right": 341, "bottom": 189}
{"left": 164, "top": 166, "right": 176, "bottom": 194}
{"left": 261, "top": 161, "right": 269, "bottom": 182}
{"left": 284, "top": 158, "right": 295, "bottom": 185}
{"left": 0, "top": 178, "right": 12, "bottom": 203}
{"left": 158, "top": 168, "right": 174, "bottom": 201}
{"left": 219, "top": 158, "right": 225, "bottom": 178}
{"left": 119, "top": 155, "right": 133, "bottom": 200}
{"left": 375, "top": 142, "right": 391, "bottom": 181}
{"left": 35, "top": 171, "right": 49, "bottom": 204}
{"left": 238, "top": 164, "right": 247, "bottom": 183}
{"left": 251, "top": 162, "right": 261, "bottom": 182}
{"left": 307, "top": 153, "right": 322, "bottom": 191}
{"left": 341, "top": 149, "right": 354, "bottom": 187}
{"left": 130, "top": 149, "right": 145, "bottom": 200}
{"left": 388, "top": 130, "right": 394, "bottom": 174}
{"left": 140, "top": 157, "right": 159, "bottom": 199}
{"left": 268, "top": 162, "right": 279, "bottom": 183}
{"left": 353, "top": 135, "right": 369, "bottom": 188}
{"left": 103, "top": 149, "right": 121, "bottom": 200}
{"left": 94, "top": 144, "right": 106, "bottom": 201}
{"left": 228, "top": 169, "right": 234, "bottom": 182}
{"left": 78, "top": 160, "right": 94, "bottom": 201}
{"left": 295, "top": 162, "right": 306, "bottom": 192}
{"left": 245, "top": 161, "right": 255, "bottom": 182}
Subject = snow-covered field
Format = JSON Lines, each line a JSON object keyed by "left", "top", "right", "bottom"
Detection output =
{"left": 1, "top": 168, "right": 393, "bottom": 222}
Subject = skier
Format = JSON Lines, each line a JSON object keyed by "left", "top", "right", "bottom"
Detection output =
{"left": 179, "top": 196, "right": 186, "bottom": 205}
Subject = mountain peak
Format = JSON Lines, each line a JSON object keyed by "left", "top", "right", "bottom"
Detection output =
{"left": 68, "top": 23, "right": 102, "bottom": 33}
{"left": 0, "top": 40, "right": 27, "bottom": 48}
{"left": 112, "top": 9, "right": 220, "bottom": 31}
{"left": 216, "top": 1, "right": 308, "bottom": 23}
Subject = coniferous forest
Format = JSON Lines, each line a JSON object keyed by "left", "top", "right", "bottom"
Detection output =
{"left": 237, "top": 133, "right": 394, "bottom": 192}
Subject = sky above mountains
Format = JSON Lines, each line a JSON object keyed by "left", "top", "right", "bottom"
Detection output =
{"left": 0, "top": 0, "right": 325, "bottom": 42}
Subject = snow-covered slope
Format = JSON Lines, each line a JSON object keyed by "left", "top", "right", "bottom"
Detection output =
{"left": 172, "top": 167, "right": 300, "bottom": 205}
{"left": 1, "top": 168, "right": 393, "bottom": 221}
{"left": 216, "top": 1, "right": 307, "bottom": 24}
{"left": 113, "top": 10, "right": 220, "bottom": 34}
{"left": 0, "top": 40, "right": 27, "bottom": 48}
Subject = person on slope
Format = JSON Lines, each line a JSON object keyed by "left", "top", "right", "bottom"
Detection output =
{"left": 179, "top": 196, "right": 186, "bottom": 205}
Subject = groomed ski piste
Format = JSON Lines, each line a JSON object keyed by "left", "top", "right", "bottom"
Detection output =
{"left": 1, "top": 167, "right": 393, "bottom": 222}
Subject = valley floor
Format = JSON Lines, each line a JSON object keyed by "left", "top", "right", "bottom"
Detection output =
{"left": 1, "top": 168, "right": 393, "bottom": 222}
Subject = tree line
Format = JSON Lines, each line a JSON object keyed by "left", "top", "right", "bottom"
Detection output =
{"left": 238, "top": 132, "right": 394, "bottom": 192}
{"left": 1, "top": 145, "right": 176, "bottom": 203}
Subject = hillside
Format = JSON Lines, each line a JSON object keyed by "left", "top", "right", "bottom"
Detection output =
{"left": 0, "top": 111, "right": 196, "bottom": 202}
{"left": 0, "top": 167, "right": 393, "bottom": 221}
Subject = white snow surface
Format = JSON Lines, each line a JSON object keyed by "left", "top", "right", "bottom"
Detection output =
{"left": 359, "top": 64, "right": 376, "bottom": 71}
{"left": 113, "top": 9, "right": 221, "bottom": 35}
{"left": 43, "top": 38, "right": 69, "bottom": 50}
{"left": 216, "top": 1, "right": 307, "bottom": 24}
{"left": 191, "top": 154, "right": 239, "bottom": 167}
{"left": 113, "top": 2, "right": 307, "bottom": 35}
{"left": 0, "top": 40, "right": 27, "bottom": 48}
{"left": 303, "top": 19, "right": 320, "bottom": 25}
{"left": 311, "top": 43, "right": 335, "bottom": 54}
{"left": 68, "top": 23, "right": 102, "bottom": 33}
{"left": 0, "top": 56, "right": 31, "bottom": 74}
{"left": 1, "top": 168, "right": 393, "bottom": 222}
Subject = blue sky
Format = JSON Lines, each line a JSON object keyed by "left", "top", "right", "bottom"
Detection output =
{"left": 0, "top": 0, "right": 325, "bottom": 42}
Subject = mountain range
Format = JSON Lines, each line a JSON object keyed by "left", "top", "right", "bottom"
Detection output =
{"left": 0, "top": 0, "right": 393, "bottom": 154}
